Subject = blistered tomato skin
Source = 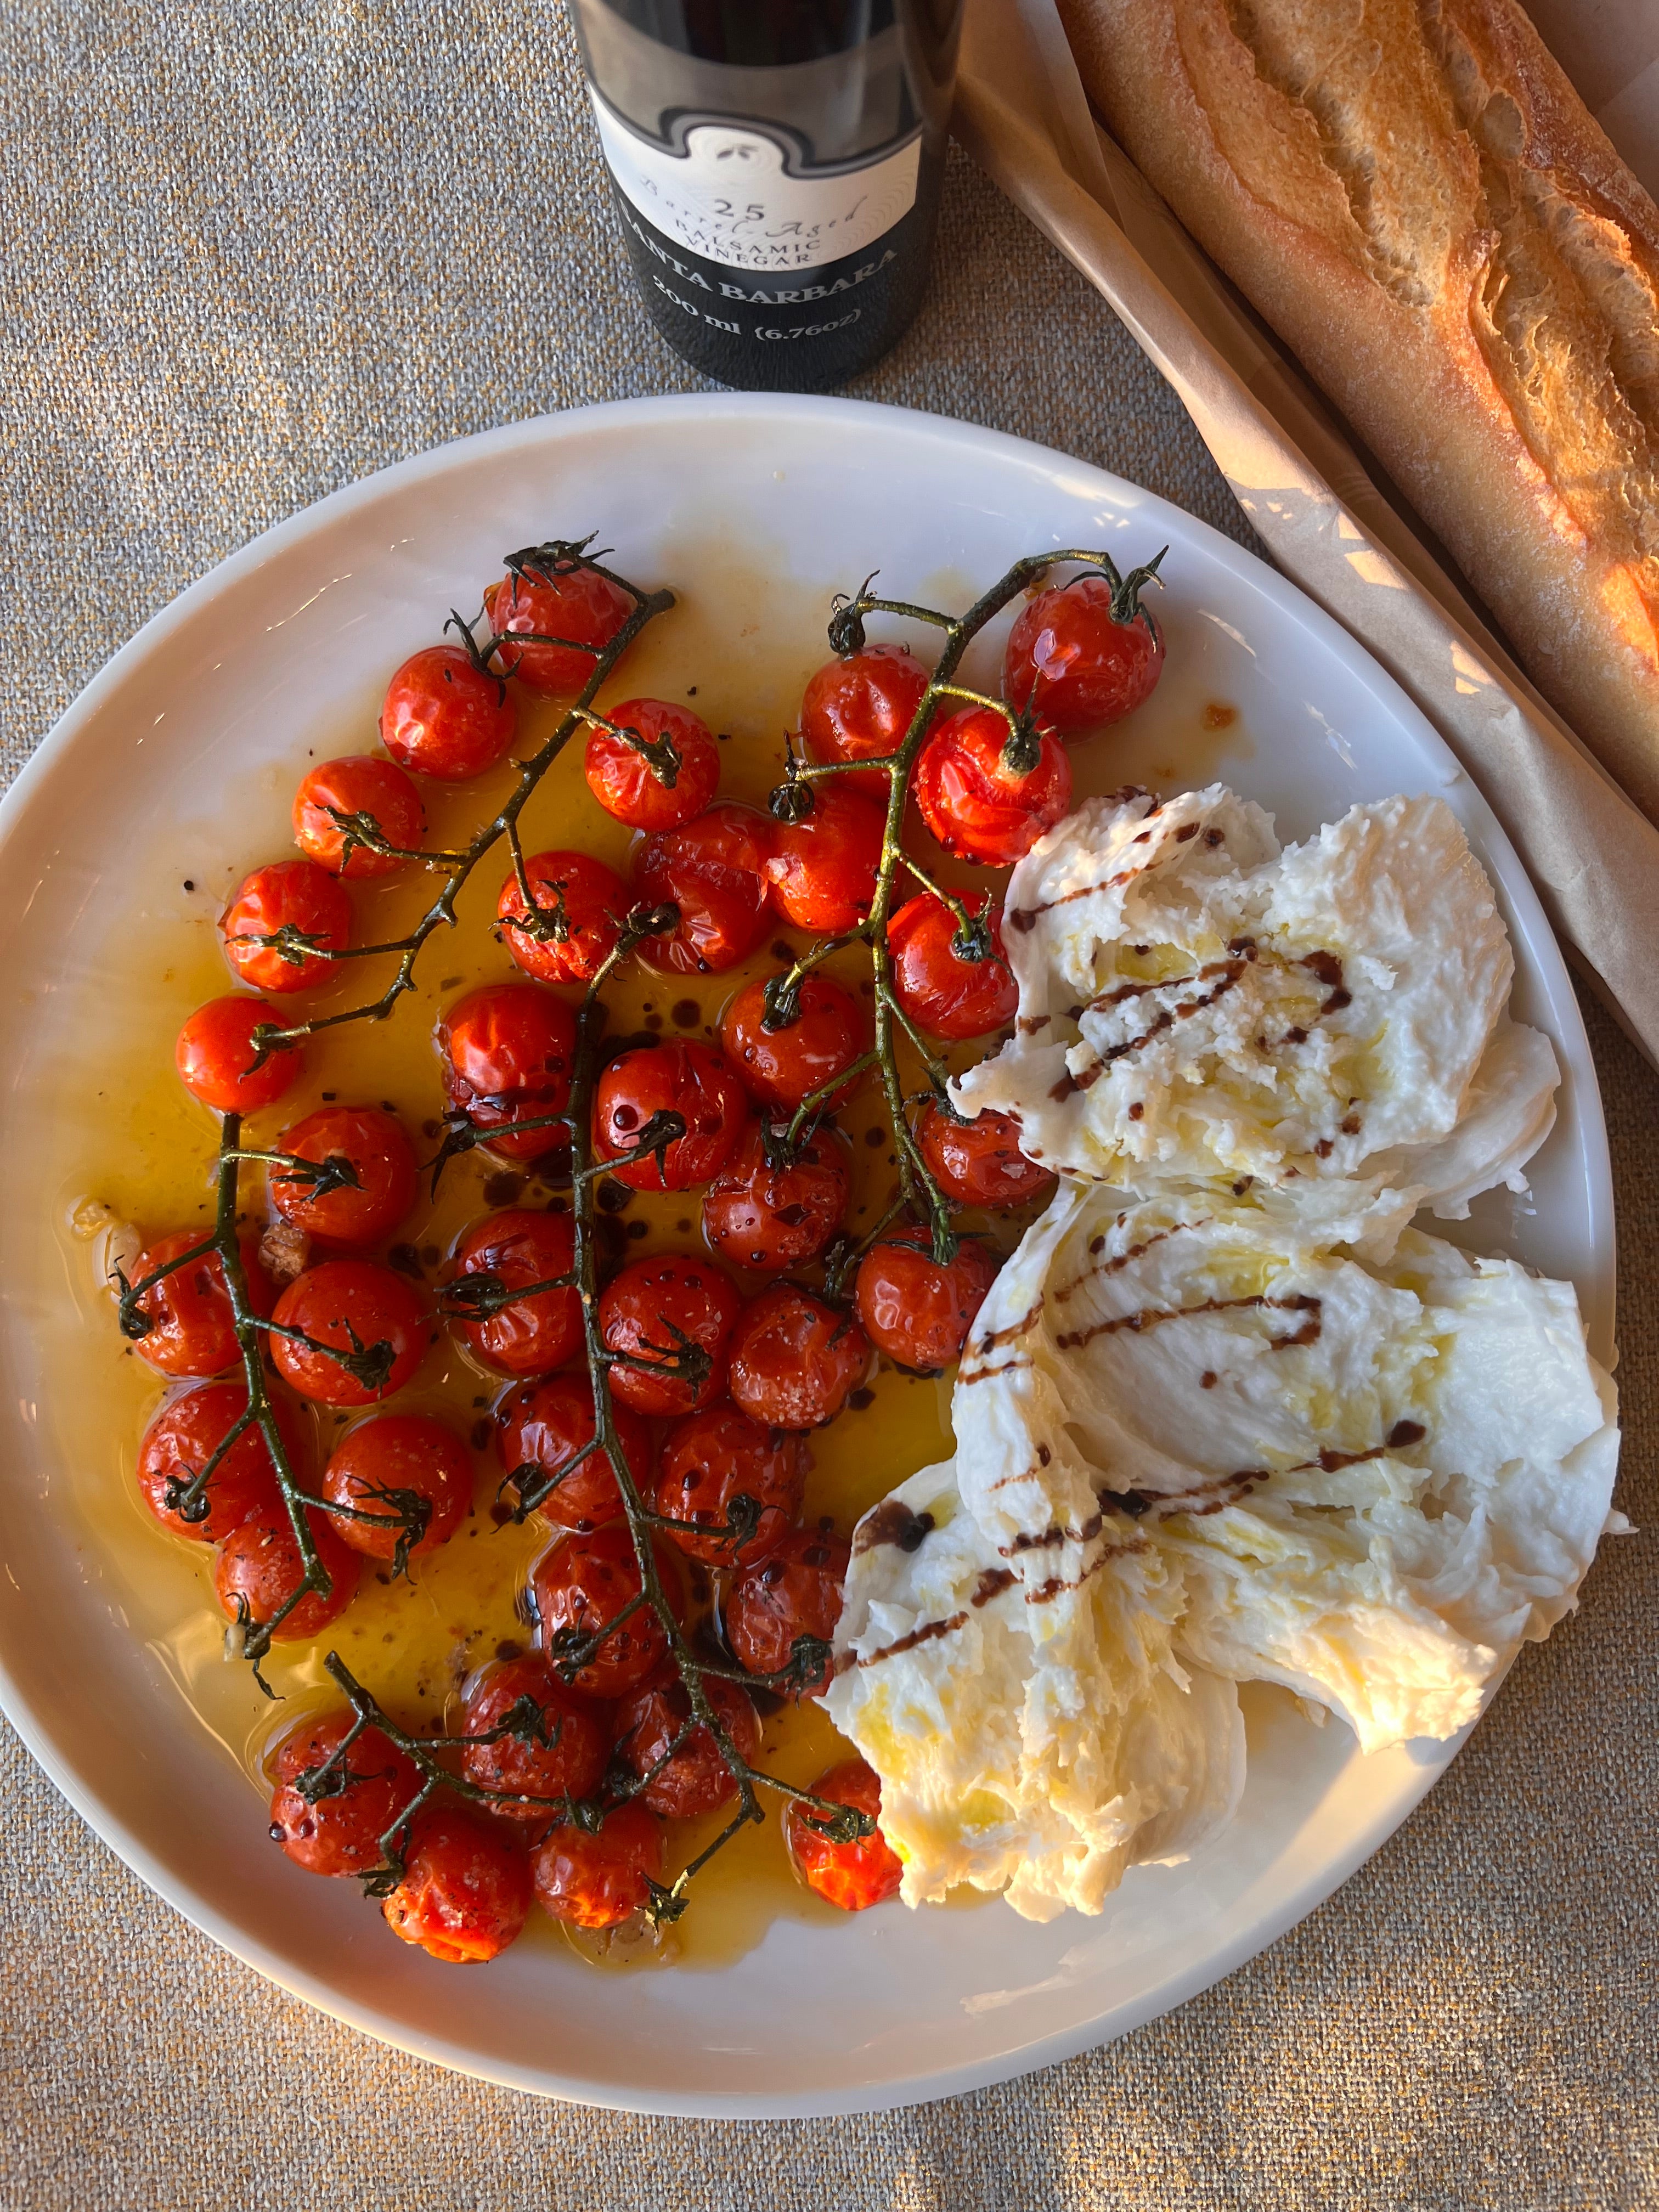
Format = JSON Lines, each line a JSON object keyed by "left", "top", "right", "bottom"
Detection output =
{"left": 701, "top": 1123, "right": 849, "bottom": 1274}
{"left": 484, "top": 563, "right": 634, "bottom": 696}
{"left": 494, "top": 1373, "right": 652, "bottom": 1530}
{"left": 531, "top": 1524, "right": 681, "bottom": 1698}
{"left": 497, "top": 850, "right": 625, "bottom": 987}
{"left": 614, "top": 1674, "right": 763, "bottom": 1819}
{"left": 725, "top": 1527, "right": 850, "bottom": 1698}
{"left": 381, "top": 1804, "right": 533, "bottom": 1964}
{"left": 593, "top": 1041, "right": 747, "bottom": 1192}
{"left": 653, "top": 1402, "right": 805, "bottom": 1566}
{"left": 764, "top": 784, "right": 885, "bottom": 933}
{"left": 784, "top": 1758, "right": 905, "bottom": 1912}
{"left": 585, "top": 698, "right": 720, "bottom": 831}
{"left": 177, "top": 996, "right": 304, "bottom": 1114}
{"left": 916, "top": 1102, "right": 1056, "bottom": 1210}
{"left": 269, "top": 1260, "right": 430, "bottom": 1407}
{"left": 380, "top": 645, "right": 517, "bottom": 781}
{"left": 855, "top": 1227, "right": 1001, "bottom": 1373}
{"left": 801, "top": 642, "right": 932, "bottom": 799}
{"left": 127, "top": 1230, "right": 274, "bottom": 1379}
{"left": 268, "top": 1105, "right": 419, "bottom": 1248}
{"left": 911, "top": 704, "right": 1071, "bottom": 868}
{"left": 137, "top": 1380, "right": 291, "bottom": 1541}
{"left": 598, "top": 1254, "right": 742, "bottom": 1417}
{"left": 215, "top": 1507, "right": 362, "bottom": 1640}
{"left": 1002, "top": 571, "right": 1166, "bottom": 733}
{"left": 221, "top": 860, "right": 354, "bottom": 994}
{"left": 719, "top": 973, "right": 871, "bottom": 1113}
{"left": 269, "top": 1712, "right": 420, "bottom": 1877}
{"left": 449, "top": 1207, "right": 582, "bottom": 1378}
{"left": 726, "top": 1285, "right": 871, "bottom": 1432}
{"left": 886, "top": 893, "right": 1018, "bottom": 1041}
{"left": 292, "top": 754, "right": 427, "bottom": 878}
{"left": 460, "top": 1654, "right": 610, "bottom": 1817}
{"left": 438, "top": 984, "right": 577, "bottom": 1165}
{"left": 532, "top": 1801, "right": 664, "bottom": 1931}
{"left": 631, "top": 803, "right": 775, "bottom": 975}
{"left": 320, "top": 1413, "right": 474, "bottom": 1559}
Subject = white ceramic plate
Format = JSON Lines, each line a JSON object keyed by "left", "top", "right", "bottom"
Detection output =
{"left": 0, "top": 395, "right": 1612, "bottom": 2117}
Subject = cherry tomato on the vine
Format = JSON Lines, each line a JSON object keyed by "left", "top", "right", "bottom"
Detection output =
{"left": 269, "top": 1259, "right": 430, "bottom": 1407}
{"left": 597, "top": 1254, "right": 742, "bottom": 1417}
{"left": 916, "top": 1102, "right": 1056, "bottom": 1209}
{"left": 887, "top": 891, "right": 1017, "bottom": 1041}
{"left": 381, "top": 1803, "right": 532, "bottom": 1963}
{"left": 531, "top": 1523, "right": 682, "bottom": 1698}
{"left": 855, "top": 1226, "right": 1000, "bottom": 1373}
{"left": 459, "top": 1653, "right": 610, "bottom": 1818}
{"left": 532, "top": 1801, "right": 664, "bottom": 1931}
{"left": 496, "top": 849, "right": 625, "bottom": 988}
{"left": 127, "top": 1229, "right": 273, "bottom": 1379}
{"left": 765, "top": 784, "right": 884, "bottom": 933}
{"left": 137, "top": 1380, "right": 292, "bottom": 1541}
{"left": 177, "top": 996, "right": 304, "bottom": 1114}
{"left": 801, "top": 641, "right": 932, "bottom": 800}
{"left": 449, "top": 1207, "right": 581, "bottom": 1378}
{"left": 268, "top": 1105, "right": 419, "bottom": 1248}
{"left": 784, "top": 1758, "right": 904, "bottom": 1912}
{"left": 1002, "top": 569, "right": 1165, "bottom": 733}
{"left": 269, "top": 1711, "right": 420, "bottom": 1877}
{"left": 653, "top": 1401, "right": 805, "bottom": 1566}
{"left": 701, "top": 1122, "right": 849, "bottom": 1275}
{"left": 381, "top": 645, "right": 517, "bottom": 781}
{"left": 320, "top": 1412, "right": 474, "bottom": 1560}
{"left": 215, "top": 1505, "right": 362, "bottom": 1641}
{"left": 725, "top": 1526, "right": 850, "bottom": 1698}
{"left": 585, "top": 697, "right": 720, "bottom": 831}
{"left": 438, "top": 983, "right": 577, "bottom": 1165}
{"left": 912, "top": 704, "right": 1071, "bottom": 867}
{"left": 726, "top": 1285, "right": 870, "bottom": 1432}
{"left": 221, "top": 860, "right": 353, "bottom": 995}
{"left": 718, "top": 972, "right": 871, "bottom": 1114}
{"left": 614, "top": 1673, "right": 763, "bottom": 1820}
{"left": 593, "top": 1040, "right": 746, "bottom": 1192}
{"left": 631, "top": 803, "right": 774, "bottom": 975}
{"left": 495, "top": 1373, "right": 652, "bottom": 1531}
{"left": 483, "top": 559, "right": 634, "bottom": 697}
{"left": 292, "top": 754, "right": 427, "bottom": 878}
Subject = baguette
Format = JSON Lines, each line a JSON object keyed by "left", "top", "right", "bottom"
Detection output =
{"left": 1058, "top": 0, "right": 1659, "bottom": 820}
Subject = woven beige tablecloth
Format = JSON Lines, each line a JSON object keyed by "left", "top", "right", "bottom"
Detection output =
{"left": 2, "top": 7, "right": 1654, "bottom": 2206}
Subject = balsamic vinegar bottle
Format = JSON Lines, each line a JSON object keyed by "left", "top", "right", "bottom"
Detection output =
{"left": 568, "top": 2, "right": 964, "bottom": 393}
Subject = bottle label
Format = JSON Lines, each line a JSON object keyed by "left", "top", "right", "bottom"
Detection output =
{"left": 588, "top": 89, "right": 921, "bottom": 276}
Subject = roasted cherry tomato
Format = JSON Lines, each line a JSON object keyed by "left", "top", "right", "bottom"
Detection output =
{"left": 765, "top": 784, "right": 885, "bottom": 932}
{"left": 215, "top": 1505, "right": 362, "bottom": 1640}
{"left": 495, "top": 1373, "right": 653, "bottom": 1531}
{"left": 496, "top": 849, "right": 625, "bottom": 987}
{"left": 912, "top": 704, "right": 1071, "bottom": 867}
{"left": 701, "top": 1121, "right": 849, "bottom": 1275}
{"left": 127, "top": 1229, "right": 273, "bottom": 1379}
{"left": 292, "top": 754, "right": 427, "bottom": 879}
{"left": 593, "top": 1040, "right": 746, "bottom": 1192}
{"left": 653, "top": 1402, "right": 805, "bottom": 1566}
{"left": 718, "top": 972, "right": 871, "bottom": 1113}
{"left": 484, "top": 558, "right": 634, "bottom": 696}
{"left": 438, "top": 983, "right": 577, "bottom": 1165}
{"left": 585, "top": 697, "right": 720, "bottom": 831}
{"left": 784, "top": 1758, "right": 904, "bottom": 1911}
{"left": 177, "top": 996, "right": 304, "bottom": 1114}
{"left": 614, "top": 1673, "right": 763, "bottom": 1819}
{"left": 916, "top": 1102, "right": 1056, "bottom": 1209}
{"left": 268, "top": 1105, "right": 419, "bottom": 1248}
{"left": 269, "top": 1711, "right": 420, "bottom": 1877}
{"left": 137, "top": 1380, "right": 294, "bottom": 1541}
{"left": 597, "top": 1254, "right": 742, "bottom": 1417}
{"left": 382, "top": 1803, "right": 533, "bottom": 1963}
{"left": 269, "top": 1259, "right": 429, "bottom": 1407}
{"left": 532, "top": 1523, "right": 681, "bottom": 1697}
{"left": 726, "top": 1284, "right": 870, "bottom": 1431}
{"left": 887, "top": 892, "right": 1017, "bottom": 1041}
{"left": 725, "top": 1526, "right": 849, "bottom": 1698}
{"left": 631, "top": 803, "right": 774, "bottom": 975}
{"left": 1003, "top": 568, "right": 1165, "bottom": 733}
{"left": 380, "top": 645, "right": 517, "bottom": 781}
{"left": 532, "top": 1801, "right": 664, "bottom": 1931}
{"left": 320, "top": 1412, "right": 473, "bottom": 1559}
{"left": 460, "top": 1653, "right": 610, "bottom": 1818}
{"left": 801, "top": 641, "right": 932, "bottom": 799}
{"left": 220, "top": 859, "right": 353, "bottom": 995}
{"left": 449, "top": 1207, "right": 581, "bottom": 1377}
{"left": 855, "top": 1226, "right": 1000, "bottom": 1372}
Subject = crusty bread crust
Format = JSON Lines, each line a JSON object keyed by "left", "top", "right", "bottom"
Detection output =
{"left": 1060, "top": 0, "right": 1659, "bottom": 818}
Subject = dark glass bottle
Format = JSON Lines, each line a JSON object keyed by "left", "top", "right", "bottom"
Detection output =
{"left": 568, "top": 2, "right": 964, "bottom": 392}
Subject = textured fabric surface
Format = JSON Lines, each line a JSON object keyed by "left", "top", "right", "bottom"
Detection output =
{"left": 1, "top": 5, "right": 1654, "bottom": 2207}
